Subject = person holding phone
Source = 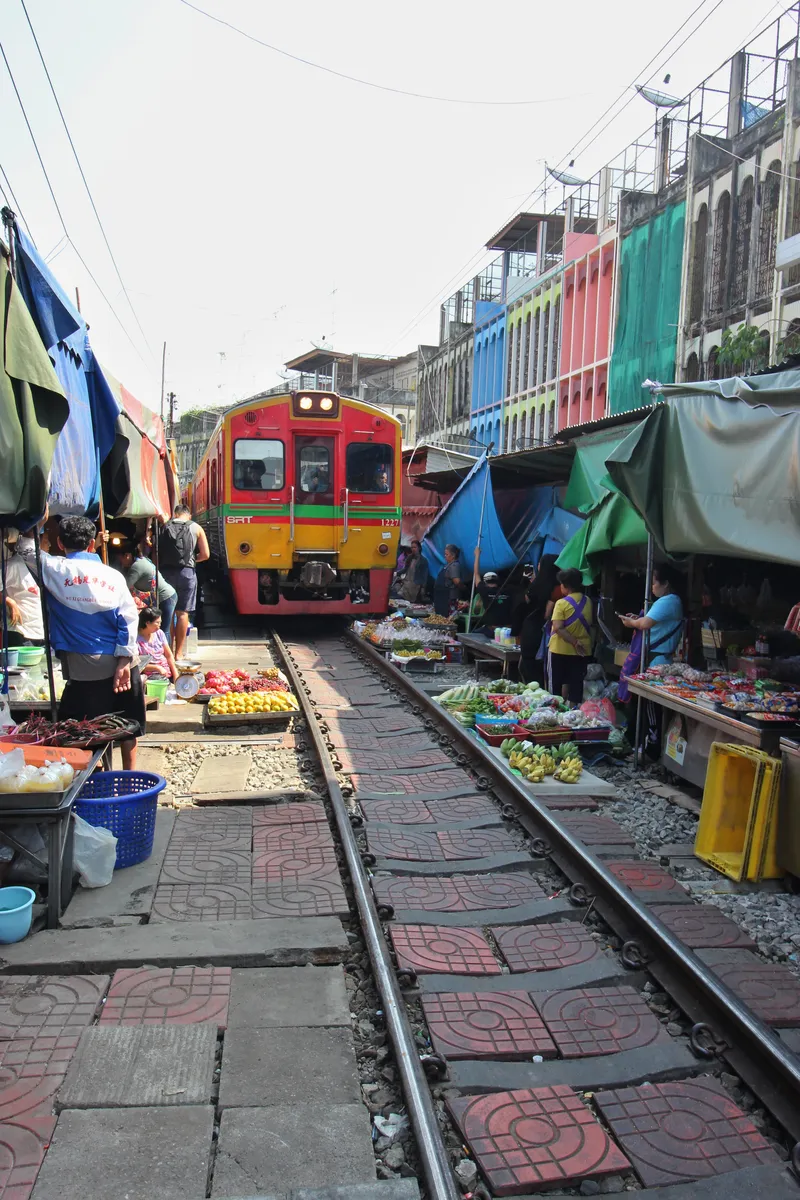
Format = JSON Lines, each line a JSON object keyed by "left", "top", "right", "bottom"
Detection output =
{"left": 618, "top": 565, "right": 684, "bottom": 703}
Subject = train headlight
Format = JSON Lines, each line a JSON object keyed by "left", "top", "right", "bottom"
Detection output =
{"left": 299, "top": 396, "right": 313, "bottom": 410}
{"left": 239, "top": 542, "right": 252, "bottom": 555}
{"left": 378, "top": 544, "right": 389, "bottom": 555}
{"left": 320, "top": 397, "right": 333, "bottom": 411}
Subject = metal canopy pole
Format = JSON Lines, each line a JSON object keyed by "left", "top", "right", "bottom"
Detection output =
{"left": 466, "top": 453, "right": 491, "bottom": 634}
{"left": 633, "top": 533, "right": 655, "bottom": 768}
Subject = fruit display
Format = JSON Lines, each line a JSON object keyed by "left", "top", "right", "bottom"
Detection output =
{"left": 198, "top": 668, "right": 290, "bottom": 699}
{"left": 207, "top": 689, "right": 299, "bottom": 716}
{"left": 500, "top": 737, "right": 583, "bottom": 782}
{"left": 392, "top": 649, "right": 444, "bottom": 660}
{"left": 553, "top": 755, "right": 583, "bottom": 783}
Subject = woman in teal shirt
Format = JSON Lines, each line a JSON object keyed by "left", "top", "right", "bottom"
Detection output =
{"left": 620, "top": 565, "right": 684, "bottom": 665}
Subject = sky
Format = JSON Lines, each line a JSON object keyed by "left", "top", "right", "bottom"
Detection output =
{"left": 0, "top": 0, "right": 787, "bottom": 421}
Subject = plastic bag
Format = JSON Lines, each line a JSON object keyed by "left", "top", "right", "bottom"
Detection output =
{"left": 72, "top": 815, "right": 117, "bottom": 888}
{"left": 580, "top": 697, "right": 617, "bottom": 726}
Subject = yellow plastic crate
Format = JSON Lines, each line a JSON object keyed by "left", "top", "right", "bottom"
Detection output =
{"left": 694, "top": 743, "right": 781, "bottom": 882}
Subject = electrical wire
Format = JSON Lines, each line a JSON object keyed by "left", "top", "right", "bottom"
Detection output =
{"left": 177, "top": 0, "right": 579, "bottom": 107}
{"left": 19, "top": 0, "right": 155, "bottom": 360}
{"left": 0, "top": 38, "right": 153, "bottom": 370}
{"left": 0, "top": 160, "right": 31, "bottom": 234}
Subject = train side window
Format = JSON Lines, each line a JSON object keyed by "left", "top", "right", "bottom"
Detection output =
{"left": 234, "top": 439, "right": 284, "bottom": 490}
{"left": 347, "top": 443, "right": 392, "bottom": 493}
{"left": 210, "top": 460, "right": 218, "bottom": 506}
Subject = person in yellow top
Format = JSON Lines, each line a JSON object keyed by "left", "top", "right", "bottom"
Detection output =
{"left": 548, "top": 568, "right": 593, "bottom": 704}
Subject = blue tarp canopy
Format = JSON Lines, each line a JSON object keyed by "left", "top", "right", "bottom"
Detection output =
{"left": 14, "top": 231, "right": 120, "bottom": 518}
{"left": 422, "top": 455, "right": 584, "bottom": 579}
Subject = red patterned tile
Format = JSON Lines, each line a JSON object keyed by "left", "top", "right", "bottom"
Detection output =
{"left": 454, "top": 873, "right": 548, "bottom": 908}
{"left": 427, "top": 798, "right": 500, "bottom": 821}
{"left": 448, "top": 1086, "right": 630, "bottom": 1195}
{"left": 390, "top": 925, "right": 501, "bottom": 975}
{"left": 493, "top": 923, "right": 601, "bottom": 973}
{"left": 169, "top": 812, "right": 252, "bottom": 851}
{"left": 421, "top": 992, "right": 557, "bottom": 1060}
{"left": 351, "top": 769, "right": 476, "bottom": 795}
{"left": 558, "top": 815, "right": 635, "bottom": 845}
{"left": 365, "top": 830, "right": 444, "bottom": 861}
{"left": 360, "top": 800, "right": 436, "bottom": 825}
{"left": 0, "top": 1115, "right": 56, "bottom": 1198}
{"left": 252, "top": 803, "right": 327, "bottom": 825}
{"left": 251, "top": 848, "right": 339, "bottom": 883}
{"left": 607, "top": 861, "right": 691, "bottom": 900}
{"left": 438, "top": 829, "right": 519, "bottom": 859}
{"left": 649, "top": 905, "right": 755, "bottom": 948}
{"left": 252, "top": 825, "right": 335, "bottom": 854}
{"left": 595, "top": 1079, "right": 780, "bottom": 1186}
{"left": 251, "top": 881, "right": 349, "bottom": 917}
{"left": 0, "top": 1036, "right": 80, "bottom": 1121}
{"left": 99, "top": 967, "right": 231, "bottom": 1028}
{"left": 536, "top": 986, "right": 671, "bottom": 1057}
{"left": 151, "top": 884, "right": 252, "bottom": 922}
{"left": 0, "top": 978, "right": 108, "bottom": 1040}
{"left": 336, "top": 748, "right": 451, "bottom": 773}
{"left": 371, "top": 872, "right": 547, "bottom": 914}
{"left": 159, "top": 848, "right": 251, "bottom": 885}
{"left": 705, "top": 956, "right": 800, "bottom": 1026}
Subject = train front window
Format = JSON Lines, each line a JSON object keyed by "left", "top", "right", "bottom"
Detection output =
{"left": 234, "top": 439, "right": 284, "bottom": 490}
{"left": 296, "top": 443, "right": 332, "bottom": 502}
{"left": 346, "top": 443, "right": 392, "bottom": 493}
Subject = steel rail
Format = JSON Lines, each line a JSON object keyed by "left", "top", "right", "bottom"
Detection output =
{"left": 272, "top": 631, "right": 461, "bottom": 1200}
{"left": 347, "top": 629, "right": 800, "bottom": 1141}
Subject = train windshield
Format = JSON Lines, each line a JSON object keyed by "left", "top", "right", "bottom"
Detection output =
{"left": 346, "top": 443, "right": 392, "bottom": 493}
{"left": 297, "top": 441, "right": 333, "bottom": 501}
{"left": 234, "top": 439, "right": 284, "bottom": 490}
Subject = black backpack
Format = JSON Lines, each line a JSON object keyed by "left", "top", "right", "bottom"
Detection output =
{"left": 159, "top": 520, "right": 195, "bottom": 568}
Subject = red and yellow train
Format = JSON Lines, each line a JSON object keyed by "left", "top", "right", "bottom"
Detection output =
{"left": 188, "top": 390, "right": 402, "bottom": 614}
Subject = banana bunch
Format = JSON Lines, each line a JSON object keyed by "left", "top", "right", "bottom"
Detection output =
{"left": 508, "top": 751, "right": 546, "bottom": 782}
{"left": 554, "top": 755, "right": 583, "bottom": 784}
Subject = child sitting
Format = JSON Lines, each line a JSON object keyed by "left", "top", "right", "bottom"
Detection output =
{"left": 137, "top": 607, "right": 178, "bottom": 682}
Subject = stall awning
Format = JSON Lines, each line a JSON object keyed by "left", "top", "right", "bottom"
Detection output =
{"left": 0, "top": 252, "right": 69, "bottom": 525}
{"left": 423, "top": 454, "right": 516, "bottom": 575}
{"left": 101, "top": 371, "right": 177, "bottom": 520}
{"left": 605, "top": 393, "right": 800, "bottom": 565}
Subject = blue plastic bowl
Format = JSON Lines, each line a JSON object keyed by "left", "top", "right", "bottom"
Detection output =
{"left": 0, "top": 887, "right": 35, "bottom": 943}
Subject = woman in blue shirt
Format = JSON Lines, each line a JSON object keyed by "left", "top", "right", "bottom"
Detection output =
{"left": 620, "top": 565, "right": 684, "bottom": 666}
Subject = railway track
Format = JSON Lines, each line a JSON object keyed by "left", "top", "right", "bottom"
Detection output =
{"left": 272, "top": 628, "right": 800, "bottom": 1200}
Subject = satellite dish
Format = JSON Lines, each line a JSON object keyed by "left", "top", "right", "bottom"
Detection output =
{"left": 635, "top": 84, "right": 687, "bottom": 108}
{"left": 546, "top": 163, "right": 588, "bottom": 187}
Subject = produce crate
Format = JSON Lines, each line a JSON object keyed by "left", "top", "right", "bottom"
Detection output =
{"left": 511, "top": 724, "right": 573, "bottom": 746}
{"left": 572, "top": 726, "right": 614, "bottom": 743}
{"left": 476, "top": 724, "right": 520, "bottom": 747}
{"left": 694, "top": 743, "right": 782, "bottom": 882}
{"left": 203, "top": 707, "right": 292, "bottom": 728}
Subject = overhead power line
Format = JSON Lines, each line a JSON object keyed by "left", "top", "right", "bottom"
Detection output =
{"left": 0, "top": 38, "right": 152, "bottom": 370}
{"left": 177, "top": 0, "right": 579, "bottom": 107}
{"left": 19, "top": 0, "right": 155, "bottom": 360}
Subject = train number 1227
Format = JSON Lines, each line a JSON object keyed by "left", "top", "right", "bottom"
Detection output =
{"left": 381, "top": 519, "right": 400, "bottom": 527}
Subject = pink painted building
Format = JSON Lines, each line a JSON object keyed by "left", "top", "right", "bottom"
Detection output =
{"left": 557, "top": 230, "right": 617, "bottom": 431}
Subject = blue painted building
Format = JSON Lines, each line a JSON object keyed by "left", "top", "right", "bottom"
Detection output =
{"left": 471, "top": 299, "right": 507, "bottom": 453}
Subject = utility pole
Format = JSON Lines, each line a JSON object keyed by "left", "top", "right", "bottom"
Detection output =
{"left": 167, "top": 391, "right": 176, "bottom": 438}
{"left": 160, "top": 341, "right": 167, "bottom": 422}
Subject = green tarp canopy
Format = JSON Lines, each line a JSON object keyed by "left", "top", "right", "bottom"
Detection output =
{"left": 1, "top": 254, "right": 69, "bottom": 526}
{"left": 605, "top": 391, "right": 800, "bottom": 566}
{"left": 557, "top": 427, "right": 648, "bottom": 579}
{"left": 608, "top": 201, "right": 685, "bottom": 415}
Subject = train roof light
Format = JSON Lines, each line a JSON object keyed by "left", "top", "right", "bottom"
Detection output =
{"left": 320, "top": 397, "right": 333, "bottom": 411}
{"left": 299, "top": 396, "right": 313, "bottom": 410}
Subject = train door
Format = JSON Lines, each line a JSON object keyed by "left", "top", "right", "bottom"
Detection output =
{"left": 294, "top": 435, "right": 335, "bottom": 551}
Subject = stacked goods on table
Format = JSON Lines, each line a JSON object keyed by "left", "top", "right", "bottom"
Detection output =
{"left": 0, "top": 746, "right": 76, "bottom": 793}
{"left": 500, "top": 737, "right": 584, "bottom": 783}
{"left": 355, "top": 615, "right": 454, "bottom": 660}
{"left": 4, "top": 713, "right": 139, "bottom": 748}
{"left": 202, "top": 669, "right": 298, "bottom": 718}
{"left": 632, "top": 662, "right": 800, "bottom": 727}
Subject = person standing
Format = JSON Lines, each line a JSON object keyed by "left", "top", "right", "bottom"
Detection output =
{"left": 113, "top": 542, "right": 178, "bottom": 642}
{"left": 512, "top": 555, "right": 561, "bottom": 686}
{"left": 3, "top": 531, "right": 44, "bottom": 646}
{"left": 433, "top": 544, "right": 464, "bottom": 617}
{"left": 19, "top": 516, "right": 143, "bottom": 769}
{"left": 548, "top": 567, "right": 593, "bottom": 704}
{"left": 398, "top": 540, "right": 430, "bottom": 603}
{"left": 618, "top": 565, "right": 684, "bottom": 702}
{"left": 158, "top": 505, "right": 210, "bottom": 660}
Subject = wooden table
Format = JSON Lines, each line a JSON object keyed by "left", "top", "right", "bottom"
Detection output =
{"left": 0, "top": 749, "right": 103, "bottom": 929}
{"left": 458, "top": 633, "right": 521, "bottom": 680}
{"left": 628, "top": 680, "right": 780, "bottom": 787}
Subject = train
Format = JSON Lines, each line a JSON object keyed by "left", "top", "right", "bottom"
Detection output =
{"left": 188, "top": 389, "right": 402, "bottom": 615}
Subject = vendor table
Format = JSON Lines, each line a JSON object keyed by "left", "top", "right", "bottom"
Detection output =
{"left": 778, "top": 738, "right": 800, "bottom": 879}
{"left": 0, "top": 748, "right": 103, "bottom": 929}
{"left": 457, "top": 632, "right": 521, "bottom": 680}
{"left": 628, "top": 680, "right": 780, "bottom": 788}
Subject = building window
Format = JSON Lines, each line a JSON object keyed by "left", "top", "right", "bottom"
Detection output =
{"left": 731, "top": 178, "right": 754, "bottom": 308}
{"left": 532, "top": 309, "right": 541, "bottom": 387}
{"left": 504, "top": 416, "right": 510, "bottom": 451}
{"left": 549, "top": 296, "right": 561, "bottom": 381}
{"left": 521, "top": 312, "right": 531, "bottom": 392}
{"left": 571, "top": 389, "right": 581, "bottom": 425}
{"left": 689, "top": 204, "right": 708, "bottom": 324}
{"left": 507, "top": 323, "right": 517, "bottom": 398}
{"left": 511, "top": 413, "right": 518, "bottom": 450}
{"left": 463, "top": 356, "right": 470, "bottom": 416}
{"left": 710, "top": 191, "right": 731, "bottom": 313}
{"left": 685, "top": 352, "right": 700, "bottom": 382}
{"left": 595, "top": 381, "right": 606, "bottom": 420}
{"left": 706, "top": 346, "right": 720, "bottom": 380}
{"left": 785, "top": 159, "right": 800, "bottom": 286}
{"left": 542, "top": 302, "right": 551, "bottom": 381}
{"left": 756, "top": 160, "right": 781, "bottom": 299}
{"left": 548, "top": 399, "right": 556, "bottom": 439}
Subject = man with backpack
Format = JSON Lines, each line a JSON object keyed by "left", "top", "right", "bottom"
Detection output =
{"left": 159, "top": 505, "right": 210, "bottom": 660}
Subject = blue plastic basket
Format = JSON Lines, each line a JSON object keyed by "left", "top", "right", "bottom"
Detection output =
{"left": 75, "top": 771, "right": 166, "bottom": 869}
